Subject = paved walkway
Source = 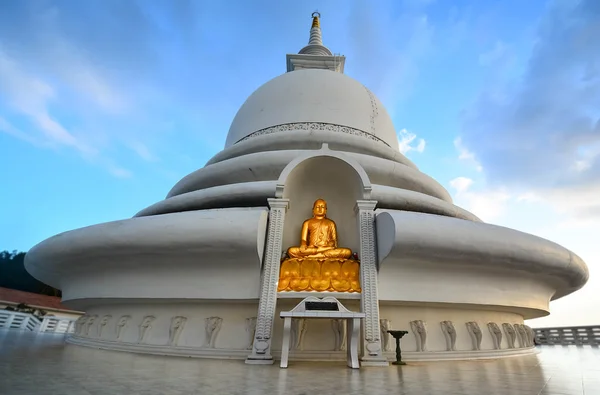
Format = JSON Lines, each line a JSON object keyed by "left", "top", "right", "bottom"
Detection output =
{"left": 1, "top": 330, "right": 599, "bottom": 394}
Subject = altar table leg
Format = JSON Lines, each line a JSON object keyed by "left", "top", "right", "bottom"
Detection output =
{"left": 280, "top": 317, "right": 292, "bottom": 368}
{"left": 346, "top": 318, "right": 360, "bottom": 369}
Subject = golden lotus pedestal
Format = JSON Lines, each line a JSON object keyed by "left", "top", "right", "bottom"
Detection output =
{"left": 277, "top": 258, "right": 361, "bottom": 293}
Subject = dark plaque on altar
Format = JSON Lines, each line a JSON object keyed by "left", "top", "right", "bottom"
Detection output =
{"left": 305, "top": 301, "right": 339, "bottom": 311}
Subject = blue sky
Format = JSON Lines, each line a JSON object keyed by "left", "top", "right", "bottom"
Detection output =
{"left": 1, "top": 0, "right": 599, "bottom": 326}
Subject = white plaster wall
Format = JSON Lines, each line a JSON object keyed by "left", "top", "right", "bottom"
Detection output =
{"left": 80, "top": 301, "right": 259, "bottom": 350}
{"left": 282, "top": 156, "right": 362, "bottom": 253}
{"left": 376, "top": 210, "right": 589, "bottom": 305}
{"left": 378, "top": 304, "right": 524, "bottom": 352}
{"left": 60, "top": 257, "right": 262, "bottom": 304}
{"left": 73, "top": 300, "right": 529, "bottom": 358}
{"left": 377, "top": 261, "right": 555, "bottom": 317}
{"left": 25, "top": 208, "right": 269, "bottom": 292}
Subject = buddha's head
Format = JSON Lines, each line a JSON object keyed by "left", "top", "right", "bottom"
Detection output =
{"left": 312, "top": 199, "right": 327, "bottom": 218}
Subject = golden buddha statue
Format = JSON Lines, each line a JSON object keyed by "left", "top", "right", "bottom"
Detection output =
{"left": 278, "top": 199, "right": 361, "bottom": 293}
{"left": 287, "top": 199, "right": 352, "bottom": 260}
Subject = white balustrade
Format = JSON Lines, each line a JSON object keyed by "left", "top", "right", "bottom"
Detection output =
{"left": 534, "top": 325, "right": 600, "bottom": 346}
{"left": 0, "top": 311, "right": 77, "bottom": 334}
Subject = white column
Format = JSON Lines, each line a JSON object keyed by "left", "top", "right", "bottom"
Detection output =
{"left": 246, "top": 198, "right": 289, "bottom": 364}
{"left": 355, "top": 200, "right": 388, "bottom": 366}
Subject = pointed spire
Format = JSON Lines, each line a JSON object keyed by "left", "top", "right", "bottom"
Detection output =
{"left": 307, "top": 12, "right": 323, "bottom": 46}
{"left": 286, "top": 11, "right": 345, "bottom": 73}
{"left": 299, "top": 12, "right": 332, "bottom": 56}
{"left": 312, "top": 12, "right": 320, "bottom": 29}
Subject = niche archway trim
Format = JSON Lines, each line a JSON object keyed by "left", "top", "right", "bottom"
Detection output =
{"left": 275, "top": 144, "right": 372, "bottom": 200}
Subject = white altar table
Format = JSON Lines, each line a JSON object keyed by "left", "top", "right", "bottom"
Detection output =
{"left": 279, "top": 296, "right": 365, "bottom": 369}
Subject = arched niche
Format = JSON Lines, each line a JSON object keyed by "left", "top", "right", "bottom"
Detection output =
{"left": 277, "top": 149, "right": 371, "bottom": 255}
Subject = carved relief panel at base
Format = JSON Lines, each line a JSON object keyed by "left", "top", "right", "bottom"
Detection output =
{"left": 488, "top": 322, "right": 503, "bottom": 350}
{"left": 440, "top": 321, "right": 456, "bottom": 351}
{"left": 410, "top": 320, "right": 427, "bottom": 352}
{"left": 116, "top": 315, "right": 131, "bottom": 342}
{"left": 204, "top": 317, "right": 223, "bottom": 348}
{"left": 138, "top": 316, "right": 155, "bottom": 344}
{"left": 75, "top": 316, "right": 87, "bottom": 336}
{"left": 85, "top": 315, "right": 97, "bottom": 337}
{"left": 502, "top": 323, "right": 516, "bottom": 349}
{"left": 466, "top": 322, "right": 482, "bottom": 351}
{"left": 514, "top": 324, "right": 525, "bottom": 348}
{"left": 98, "top": 315, "right": 112, "bottom": 338}
{"left": 169, "top": 316, "right": 187, "bottom": 347}
{"left": 380, "top": 319, "right": 392, "bottom": 352}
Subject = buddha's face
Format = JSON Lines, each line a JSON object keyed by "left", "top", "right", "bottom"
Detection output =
{"left": 313, "top": 199, "right": 327, "bottom": 217}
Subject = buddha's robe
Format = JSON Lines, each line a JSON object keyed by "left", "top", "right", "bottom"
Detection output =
{"left": 287, "top": 217, "right": 352, "bottom": 259}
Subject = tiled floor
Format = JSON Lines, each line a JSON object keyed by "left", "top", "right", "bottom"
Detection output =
{"left": 1, "top": 330, "right": 599, "bottom": 395}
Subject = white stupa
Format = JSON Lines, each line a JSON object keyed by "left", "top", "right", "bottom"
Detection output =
{"left": 26, "top": 13, "right": 588, "bottom": 365}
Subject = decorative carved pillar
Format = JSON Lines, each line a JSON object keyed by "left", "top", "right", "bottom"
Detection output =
{"left": 246, "top": 198, "right": 289, "bottom": 364}
{"left": 355, "top": 200, "right": 388, "bottom": 366}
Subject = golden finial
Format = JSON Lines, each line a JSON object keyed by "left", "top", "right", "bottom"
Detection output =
{"left": 311, "top": 11, "right": 321, "bottom": 28}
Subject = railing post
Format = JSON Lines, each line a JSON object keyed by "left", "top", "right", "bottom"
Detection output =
{"left": 19, "top": 314, "right": 29, "bottom": 330}
{"left": 38, "top": 317, "right": 49, "bottom": 333}
{"left": 4, "top": 312, "right": 15, "bottom": 329}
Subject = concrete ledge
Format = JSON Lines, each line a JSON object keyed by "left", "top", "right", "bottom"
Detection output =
{"left": 68, "top": 335, "right": 538, "bottom": 362}
{"left": 394, "top": 346, "right": 539, "bottom": 361}
{"left": 277, "top": 292, "right": 361, "bottom": 300}
{"left": 67, "top": 335, "right": 251, "bottom": 359}
{"left": 167, "top": 150, "right": 452, "bottom": 203}
{"left": 135, "top": 182, "right": 479, "bottom": 222}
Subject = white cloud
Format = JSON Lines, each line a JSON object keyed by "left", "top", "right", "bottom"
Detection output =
{"left": 449, "top": 177, "right": 511, "bottom": 222}
{"left": 107, "top": 165, "right": 133, "bottom": 179}
{"left": 453, "top": 137, "right": 482, "bottom": 171}
{"left": 0, "top": 116, "right": 40, "bottom": 146}
{"left": 516, "top": 192, "right": 541, "bottom": 203}
{"left": 0, "top": 49, "right": 95, "bottom": 155}
{"left": 0, "top": 47, "right": 138, "bottom": 177}
{"left": 460, "top": 0, "right": 600, "bottom": 192}
{"left": 398, "top": 128, "right": 426, "bottom": 154}
{"left": 128, "top": 141, "right": 158, "bottom": 162}
{"left": 478, "top": 40, "right": 509, "bottom": 66}
{"left": 449, "top": 176, "right": 473, "bottom": 193}
{"left": 449, "top": 174, "right": 600, "bottom": 327}
{"left": 347, "top": 1, "right": 435, "bottom": 112}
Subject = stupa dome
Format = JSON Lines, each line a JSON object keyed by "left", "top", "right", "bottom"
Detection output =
{"left": 225, "top": 69, "right": 400, "bottom": 151}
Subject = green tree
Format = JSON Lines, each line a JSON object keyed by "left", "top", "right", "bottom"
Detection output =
{"left": 0, "top": 250, "right": 62, "bottom": 297}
